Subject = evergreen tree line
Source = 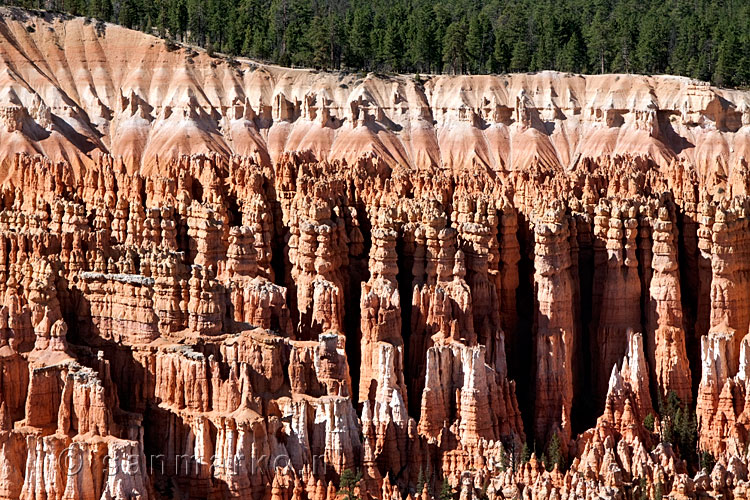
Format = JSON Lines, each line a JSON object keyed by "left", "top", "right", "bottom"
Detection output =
{"left": 5, "top": 0, "right": 750, "bottom": 87}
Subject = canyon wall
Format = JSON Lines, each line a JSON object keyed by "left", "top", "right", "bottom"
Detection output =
{"left": 3, "top": 7, "right": 750, "bottom": 500}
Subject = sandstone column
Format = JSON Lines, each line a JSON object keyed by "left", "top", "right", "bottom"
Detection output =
{"left": 533, "top": 202, "right": 575, "bottom": 446}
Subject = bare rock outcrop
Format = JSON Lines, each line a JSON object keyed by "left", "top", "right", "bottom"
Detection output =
{"left": 532, "top": 202, "right": 576, "bottom": 447}
{"left": 3, "top": 9, "right": 750, "bottom": 500}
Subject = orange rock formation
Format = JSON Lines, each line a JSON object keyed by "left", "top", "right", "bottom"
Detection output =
{"left": 3, "top": 7, "right": 750, "bottom": 500}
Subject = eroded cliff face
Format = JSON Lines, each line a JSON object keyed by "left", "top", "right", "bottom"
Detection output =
{"left": 4, "top": 7, "right": 750, "bottom": 500}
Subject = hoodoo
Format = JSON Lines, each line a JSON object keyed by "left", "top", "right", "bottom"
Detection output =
{"left": 3, "top": 7, "right": 750, "bottom": 500}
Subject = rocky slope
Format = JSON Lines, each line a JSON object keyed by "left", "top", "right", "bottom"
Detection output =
{"left": 3, "top": 6, "right": 750, "bottom": 500}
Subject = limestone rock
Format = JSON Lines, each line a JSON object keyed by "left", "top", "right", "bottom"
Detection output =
{"left": 3, "top": 10, "right": 750, "bottom": 500}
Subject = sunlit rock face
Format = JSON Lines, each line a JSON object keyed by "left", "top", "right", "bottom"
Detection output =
{"left": 5, "top": 7, "right": 750, "bottom": 500}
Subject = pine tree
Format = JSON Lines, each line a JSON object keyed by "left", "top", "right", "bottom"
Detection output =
{"left": 520, "top": 442, "right": 531, "bottom": 464}
{"left": 636, "top": 477, "right": 649, "bottom": 500}
{"left": 635, "top": 4, "right": 670, "bottom": 74}
{"left": 585, "top": 8, "right": 609, "bottom": 74}
{"left": 186, "top": 0, "right": 207, "bottom": 45}
{"left": 347, "top": 4, "right": 372, "bottom": 69}
{"left": 88, "top": 0, "right": 112, "bottom": 20}
{"left": 655, "top": 390, "right": 701, "bottom": 469}
{"left": 493, "top": 34, "right": 510, "bottom": 73}
{"left": 643, "top": 413, "right": 655, "bottom": 432}
{"left": 143, "top": 14, "right": 152, "bottom": 35}
{"left": 415, "top": 467, "right": 425, "bottom": 494}
{"left": 544, "top": 432, "right": 565, "bottom": 472}
{"left": 714, "top": 26, "right": 741, "bottom": 87}
{"left": 308, "top": 15, "right": 331, "bottom": 68}
{"left": 380, "top": 10, "right": 404, "bottom": 72}
{"left": 155, "top": 3, "right": 167, "bottom": 37}
{"left": 118, "top": 0, "right": 138, "bottom": 28}
{"left": 509, "top": 40, "right": 530, "bottom": 72}
{"left": 206, "top": 0, "right": 227, "bottom": 49}
{"left": 268, "top": 0, "right": 289, "bottom": 64}
{"left": 339, "top": 469, "right": 362, "bottom": 500}
{"left": 530, "top": 13, "right": 555, "bottom": 71}
{"left": 67, "top": 0, "right": 84, "bottom": 16}
{"left": 18, "top": 0, "right": 750, "bottom": 87}
{"left": 443, "top": 19, "right": 467, "bottom": 74}
{"left": 466, "top": 12, "right": 492, "bottom": 73}
{"left": 654, "top": 482, "right": 664, "bottom": 500}
{"left": 700, "top": 451, "right": 716, "bottom": 473}
{"left": 559, "top": 31, "right": 585, "bottom": 73}
{"left": 498, "top": 445, "right": 509, "bottom": 471}
{"left": 168, "top": 0, "right": 187, "bottom": 41}
{"left": 439, "top": 478, "right": 453, "bottom": 500}
{"left": 282, "top": 0, "right": 314, "bottom": 67}
{"left": 609, "top": 0, "right": 640, "bottom": 73}
{"left": 407, "top": 1, "right": 436, "bottom": 73}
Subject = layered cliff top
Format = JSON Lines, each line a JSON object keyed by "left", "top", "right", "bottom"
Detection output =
{"left": 1, "top": 7, "right": 750, "bottom": 177}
